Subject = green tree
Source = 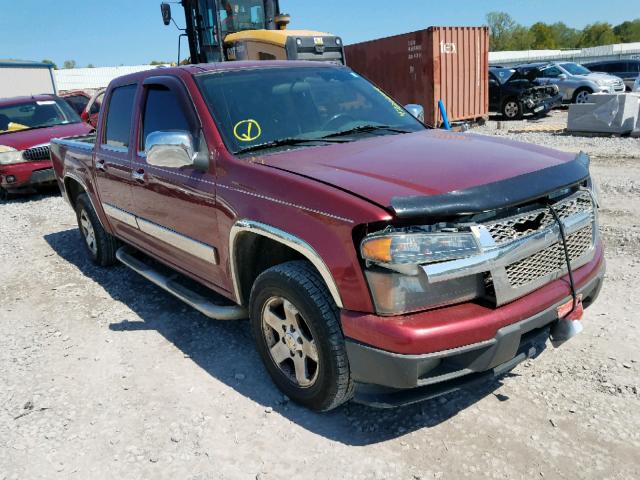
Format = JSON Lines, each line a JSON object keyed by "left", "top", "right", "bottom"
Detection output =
{"left": 149, "top": 60, "right": 170, "bottom": 66}
{"left": 530, "top": 22, "right": 557, "bottom": 49}
{"left": 486, "top": 11, "right": 517, "bottom": 51}
{"left": 41, "top": 59, "right": 57, "bottom": 70}
{"left": 579, "top": 23, "right": 619, "bottom": 47}
{"left": 63, "top": 59, "right": 76, "bottom": 69}
{"left": 508, "top": 25, "right": 533, "bottom": 50}
{"left": 549, "top": 22, "right": 580, "bottom": 48}
{"left": 87, "top": 63, "right": 95, "bottom": 68}
{"left": 613, "top": 19, "right": 640, "bottom": 43}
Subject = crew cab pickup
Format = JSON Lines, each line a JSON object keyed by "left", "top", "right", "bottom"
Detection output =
{"left": 51, "top": 62, "right": 605, "bottom": 411}
{"left": 0, "top": 95, "right": 92, "bottom": 198}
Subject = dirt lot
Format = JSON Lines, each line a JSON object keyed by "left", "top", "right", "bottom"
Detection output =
{"left": 1, "top": 135, "right": 639, "bottom": 478}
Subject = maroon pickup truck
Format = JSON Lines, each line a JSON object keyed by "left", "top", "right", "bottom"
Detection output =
{"left": 51, "top": 61, "right": 604, "bottom": 411}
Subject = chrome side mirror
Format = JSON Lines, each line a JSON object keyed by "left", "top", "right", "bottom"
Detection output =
{"left": 558, "top": 73, "right": 568, "bottom": 80}
{"left": 145, "top": 131, "right": 195, "bottom": 169}
{"left": 405, "top": 104, "right": 425, "bottom": 122}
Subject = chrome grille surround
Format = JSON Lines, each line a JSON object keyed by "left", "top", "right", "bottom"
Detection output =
{"left": 23, "top": 145, "right": 51, "bottom": 162}
{"left": 422, "top": 190, "right": 598, "bottom": 306}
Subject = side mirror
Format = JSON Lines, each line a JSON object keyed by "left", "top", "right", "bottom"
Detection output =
{"left": 145, "top": 131, "right": 196, "bottom": 169}
{"left": 161, "top": 3, "right": 172, "bottom": 26}
{"left": 404, "top": 104, "right": 425, "bottom": 122}
{"left": 558, "top": 73, "right": 568, "bottom": 80}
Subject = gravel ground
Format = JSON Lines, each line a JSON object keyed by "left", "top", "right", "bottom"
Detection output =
{"left": 1, "top": 148, "right": 640, "bottom": 478}
{"left": 472, "top": 109, "right": 640, "bottom": 159}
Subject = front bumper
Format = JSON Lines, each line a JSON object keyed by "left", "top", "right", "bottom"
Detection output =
{"left": 342, "top": 245, "right": 604, "bottom": 407}
{"left": 523, "top": 92, "right": 563, "bottom": 114}
{"left": 0, "top": 160, "right": 55, "bottom": 191}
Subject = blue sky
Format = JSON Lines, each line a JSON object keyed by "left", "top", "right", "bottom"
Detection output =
{"left": 0, "top": 0, "right": 634, "bottom": 67}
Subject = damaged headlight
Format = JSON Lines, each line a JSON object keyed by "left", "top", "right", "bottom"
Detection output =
{"left": 0, "top": 146, "right": 24, "bottom": 166}
{"left": 361, "top": 231, "right": 480, "bottom": 266}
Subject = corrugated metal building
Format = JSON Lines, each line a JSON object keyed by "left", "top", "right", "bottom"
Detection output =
{"left": 489, "top": 42, "right": 640, "bottom": 66}
{"left": 54, "top": 64, "right": 170, "bottom": 92}
{"left": 0, "top": 60, "right": 56, "bottom": 98}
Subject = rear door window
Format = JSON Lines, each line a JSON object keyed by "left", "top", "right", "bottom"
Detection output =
{"left": 64, "top": 95, "right": 89, "bottom": 115}
{"left": 104, "top": 84, "right": 137, "bottom": 148}
{"left": 141, "top": 86, "right": 192, "bottom": 149}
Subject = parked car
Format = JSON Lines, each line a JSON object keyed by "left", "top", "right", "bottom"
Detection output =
{"left": 583, "top": 60, "right": 640, "bottom": 91}
{"left": 61, "top": 91, "right": 92, "bottom": 115}
{"left": 489, "top": 66, "right": 562, "bottom": 119}
{"left": 0, "top": 95, "right": 92, "bottom": 198}
{"left": 51, "top": 62, "right": 604, "bottom": 411}
{"left": 519, "top": 61, "right": 626, "bottom": 103}
{"left": 79, "top": 89, "right": 105, "bottom": 128}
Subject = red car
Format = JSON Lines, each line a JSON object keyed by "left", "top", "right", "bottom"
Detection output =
{"left": 0, "top": 95, "right": 93, "bottom": 198}
{"left": 51, "top": 62, "right": 604, "bottom": 410}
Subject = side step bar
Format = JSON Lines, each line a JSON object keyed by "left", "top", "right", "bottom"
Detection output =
{"left": 116, "top": 247, "right": 248, "bottom": 321}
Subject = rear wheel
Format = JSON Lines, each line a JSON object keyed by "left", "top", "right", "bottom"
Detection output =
{"left": 502, "top": 98, "right": 523, "bottom": 120}
{"left": 572, "top": 88, "right": 592, "bottom": 104}
{"left": 75, "top": 193, "right": 119, "bottom": 266}
{"left": 250, "top": 261, "right": 354, "bottom": 411}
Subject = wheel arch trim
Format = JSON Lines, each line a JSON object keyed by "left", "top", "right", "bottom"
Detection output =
{"left": 63, "top": 173, "right": 106, "bottom": 230}
{"left": 229, "top": 220, "right": 344, "bottom": 309}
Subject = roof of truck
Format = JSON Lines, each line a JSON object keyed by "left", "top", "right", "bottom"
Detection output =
{"left": 109, "top": 60, "right": 339, "bottom": 84}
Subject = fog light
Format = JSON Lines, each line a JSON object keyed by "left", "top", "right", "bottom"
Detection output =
{"left": 6, "top": 175, "right": 16, "bottom": 184}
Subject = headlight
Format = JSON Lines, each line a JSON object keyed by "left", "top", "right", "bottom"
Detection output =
{"left": 0, "top": 146, "right": 24, "bottom": 165}
{"left": 595, "top": 79, "right": 611, "bottom": 86}
{"left": 361, "top": 231, "right": 481, "bottom": 266}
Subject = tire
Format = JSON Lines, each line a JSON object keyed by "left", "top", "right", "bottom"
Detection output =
{"left": 502, "top": 98, "right": 523, "bottom": 120}
{"left": 75, "top": 193, "right": 119, "bottom": 266}
{"left": 249, "top": 261, "right": 354, "bottom": 412}
{"left": 0, "top": 187, "right": 13, "bottom": 201}
{"left": 572, "top": 88, "right": 592, "bottom": 104}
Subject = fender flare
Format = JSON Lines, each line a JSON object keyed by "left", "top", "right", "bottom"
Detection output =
{"left": 229, "top": 219, "right": 344, "bottom": 308}
{"left": 63, "top": 172, "right": 106, "bottom": 229}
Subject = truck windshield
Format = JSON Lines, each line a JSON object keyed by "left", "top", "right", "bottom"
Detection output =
{"left": 196, "top": 66, "right": 425, "bottom": 155}
{"left": 219, "top": 0, "right": 267, "bottom": 37}
{"left": 0, "top": 98, "right": 81, "bottom": 135}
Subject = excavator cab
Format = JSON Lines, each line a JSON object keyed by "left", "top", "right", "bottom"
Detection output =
{"left": 162, "top": 0, "right": 345, "bottom": 64}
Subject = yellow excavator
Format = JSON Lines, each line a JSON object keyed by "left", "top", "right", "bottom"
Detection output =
{"left": 161, "top": 0, "right": 345, "bottom": 64}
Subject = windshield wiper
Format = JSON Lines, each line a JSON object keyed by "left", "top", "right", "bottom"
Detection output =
{"left": 235, "top": 137, "right": 347, "bottom": 155}
{"left": 321, "top": 124, "right": 413, "bottom": 139}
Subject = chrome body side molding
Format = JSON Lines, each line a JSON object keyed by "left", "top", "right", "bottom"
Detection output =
{"left": 103, "top": 203, "right": 139, "bottom": 229}
{"left": 137, "top": 218, "right": 219, "bottom": 265}
{"left": 229, "top": 220, "right": 344, "bottom": 308}
{"left": 101, "top": 203, "right": 219, "bottom": 265}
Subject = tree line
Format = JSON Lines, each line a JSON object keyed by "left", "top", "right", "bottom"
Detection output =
{"left": 487, "top": 12, "right": 640, "bottom": 51}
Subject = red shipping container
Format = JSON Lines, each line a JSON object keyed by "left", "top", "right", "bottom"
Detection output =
{"left": 345, "top": 27, "right": 489, "bottom": 127}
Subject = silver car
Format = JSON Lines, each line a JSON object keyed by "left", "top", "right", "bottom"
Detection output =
{"left": 519, "top": 62, "right": 626, "bottom": 103}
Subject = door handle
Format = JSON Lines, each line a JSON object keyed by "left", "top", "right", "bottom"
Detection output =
{"left": 96, "top": 159, "right": 106, "bottom": 171}
{"left": 132, "top": 169, "right": 146, "bottom": 183}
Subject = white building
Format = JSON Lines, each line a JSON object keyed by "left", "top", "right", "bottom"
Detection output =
{"left": 54, "top": 64, "right": 170, "bottom": 92}
{"left": 489, "top": 42, "right": 640, "bottom": 66}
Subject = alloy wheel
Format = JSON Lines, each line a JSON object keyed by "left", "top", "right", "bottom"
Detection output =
{"left": 575, "top": 90, "right": 591, "bottom": 104}
{"left": 261, "top": 296, "right": 319, "bottom": 388}
{"left": 79, "top": 209, "right": 97, "bottom": 255}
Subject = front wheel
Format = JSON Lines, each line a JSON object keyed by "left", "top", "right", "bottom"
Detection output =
{"left": 502, "top": 98, "right": 523, "bottom": 120}
{"left": 572, "top": 88, "right": 592, "bottom": 104}
{"left": 75, "top": 193, "right": 119, "bottom": 266}
{"left": 250, "top": 261, "right": 354, "bottom": 411}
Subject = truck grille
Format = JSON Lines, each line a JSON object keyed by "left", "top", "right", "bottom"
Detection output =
{"left": 505, "top": 225, "right": 594, "bottom": 287}
{"left": 485, "top": 191, "right": 593, "bottom": 245}
{"left": 23, "top": 145, "right": 51, "bottom": 161}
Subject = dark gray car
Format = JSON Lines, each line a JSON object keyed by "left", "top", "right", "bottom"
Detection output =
{"left": 583, "top": 60, "right": 640, "bottom": 91}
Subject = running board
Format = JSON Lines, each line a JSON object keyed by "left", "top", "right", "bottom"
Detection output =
{"left": 116, "top": 247, "right": 248, "bottom": 321}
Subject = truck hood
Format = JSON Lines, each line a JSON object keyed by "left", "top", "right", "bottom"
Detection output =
{"left": 0, "top": 122, "right": 93, "bottom": 151}
{"left": 254, "top": 130, "right": 576, "bottom": 211}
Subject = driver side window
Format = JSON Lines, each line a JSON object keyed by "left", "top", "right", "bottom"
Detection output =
{"left": 541, "top": 66, "right": 562, "bottom": 78}
{"left": 141, "top": 86, "right": 192, "bottom": 150}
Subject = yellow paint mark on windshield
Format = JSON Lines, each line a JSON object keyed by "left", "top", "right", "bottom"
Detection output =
{"left": 233, "top": 119, "right": 262, "bottom": 142}
{"left": 374, "top": 87, "right": 407, "bottom": 117}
